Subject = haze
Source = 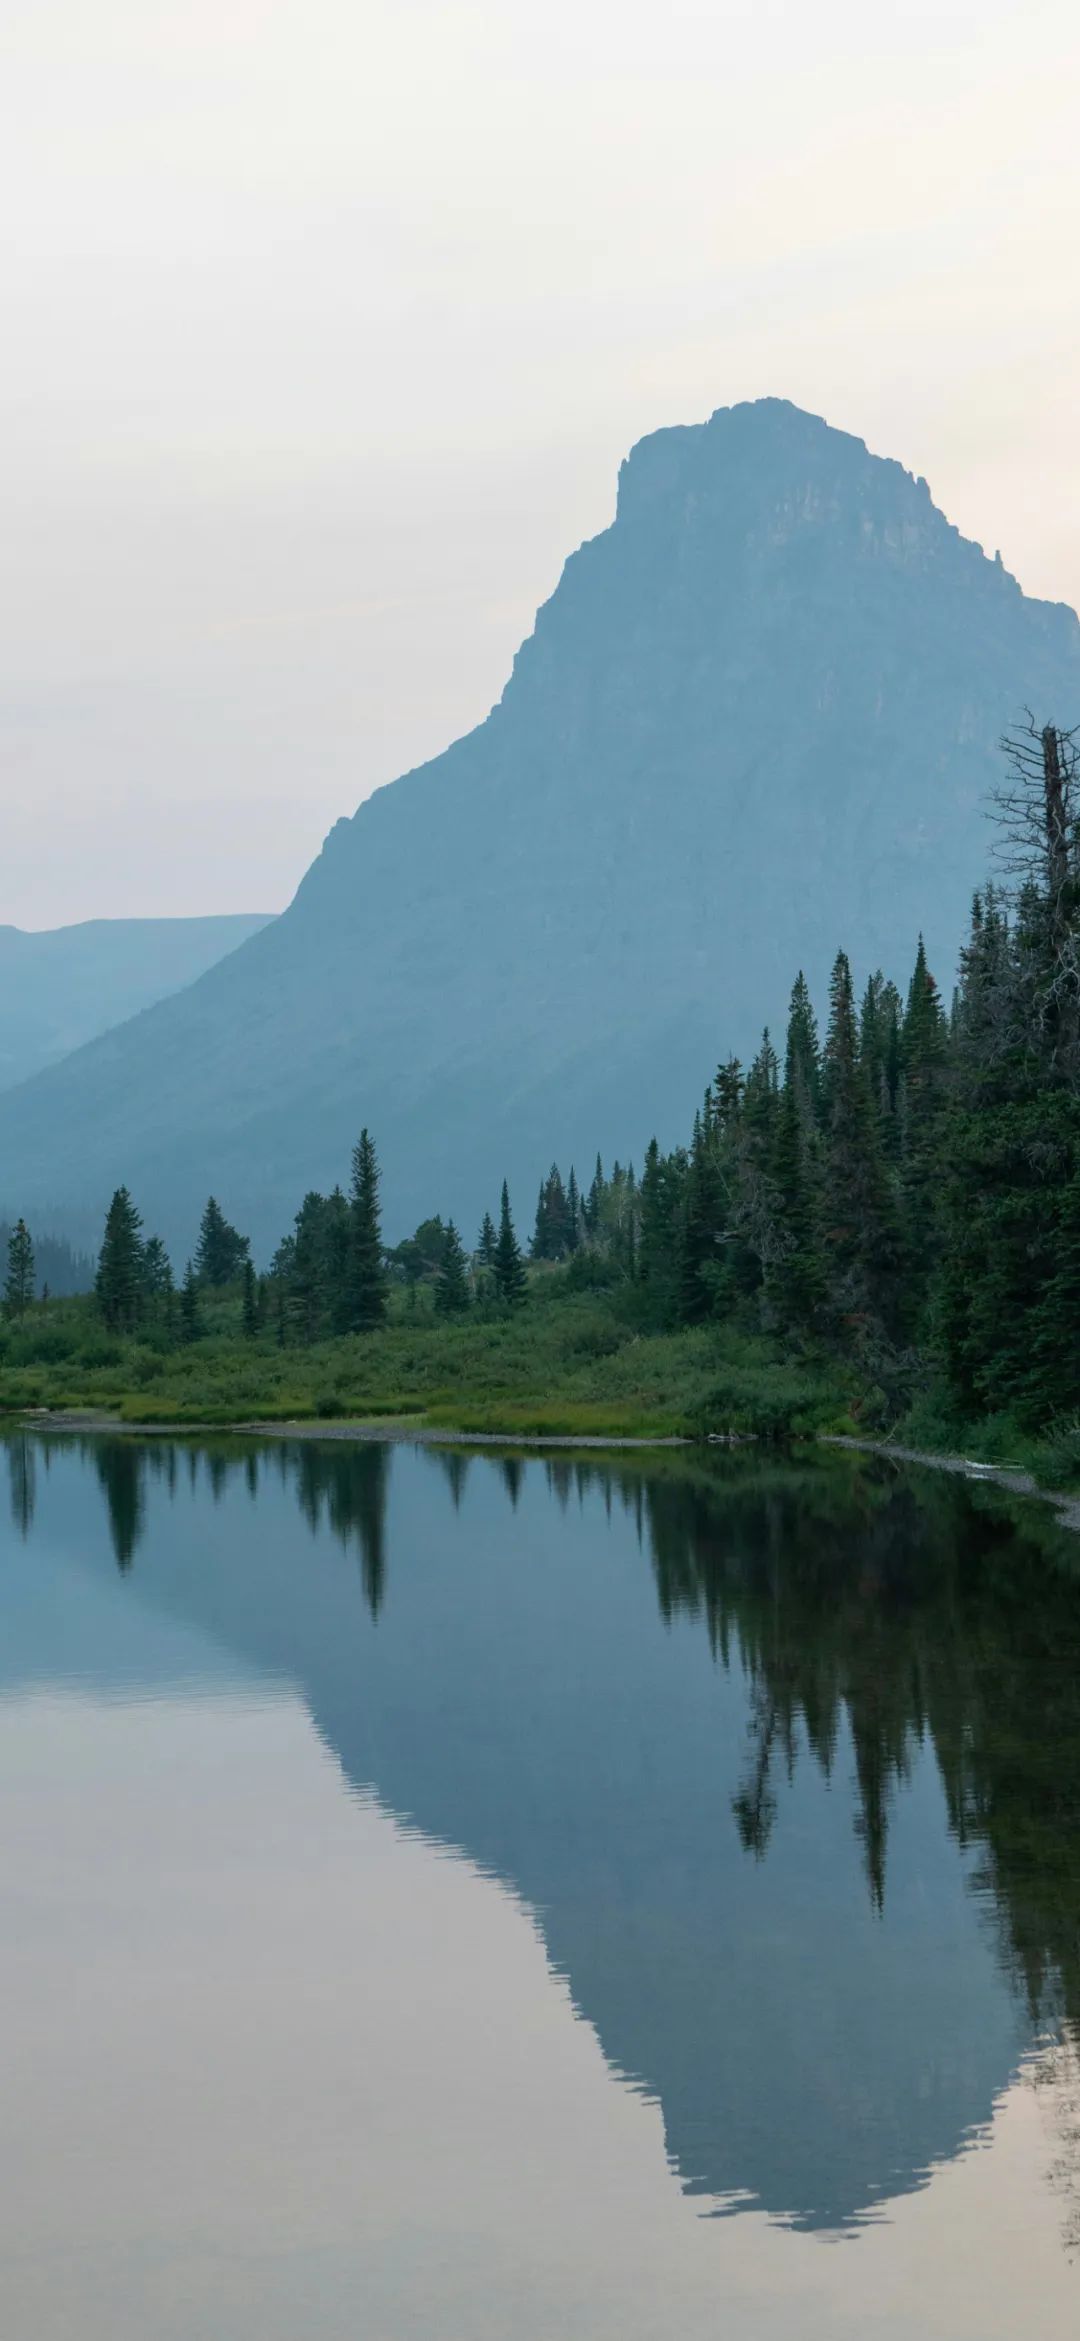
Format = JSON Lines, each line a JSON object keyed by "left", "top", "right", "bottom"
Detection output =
{"left": 3, "top": 0, "right": 1079, "bottom": 927}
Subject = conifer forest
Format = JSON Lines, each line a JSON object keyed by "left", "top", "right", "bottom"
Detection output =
{"left": 4, "top": 722, "right": 1080, "bottom": 1465}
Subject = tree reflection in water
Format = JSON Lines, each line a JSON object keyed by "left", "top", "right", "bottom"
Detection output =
{"left": 7, "top": 1426, "right": 1080, "bottom": 2131}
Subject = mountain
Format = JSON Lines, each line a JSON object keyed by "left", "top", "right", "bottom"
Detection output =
{"left": 2, "top": 397, "right": 1079, "bottom": 1256}
{"left": 0, "top": 914, "right": 275, "bottom": 1093}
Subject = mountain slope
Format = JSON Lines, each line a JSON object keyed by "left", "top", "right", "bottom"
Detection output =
{"left": 0, "top": 914, "right": 274, "bottom": 1092}
{"left": 2, "top": 397, "right": 1079, "bottom": 1255}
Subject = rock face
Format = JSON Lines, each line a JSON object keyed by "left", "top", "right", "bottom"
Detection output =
{"left": 3, "top": 397, "right": 1079, "bottom": 1254}
{"left": 0, "top": 914, "right": 274, "bottom": 1093}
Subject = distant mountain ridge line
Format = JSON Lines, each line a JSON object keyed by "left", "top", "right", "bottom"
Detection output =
{"left": 0, "top": 912, "right": 276, "bottom": 1096}
{"left": 1, "top": 394, "right": 1078, "bottom": 1255}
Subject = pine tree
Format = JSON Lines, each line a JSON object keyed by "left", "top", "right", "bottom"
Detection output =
{"left": 194, "top": 1196, "right": 249, "bottom": 1286}
{"left": 773, "top": 985, "right": 827, "bottom": 1333}
{"left": 566, "top": 1166, "right": 581, "bottom": 1253}
{"left": 477, "top": 1211, "right": 498, "bottom": 1268}
{"left": 140, "top": 1235, "right": 175, "bottom": 1336}
{"left": 531, "top": 1180, "right": 549, "bottom": 1260}
{"left": 242, "top": 1255, "right": 259, "bottom": 1337}
{"left": 821, "top": 950, "right": 901, "bottom": 1335}
{"left": 678, "top": 1104, "right": 729, "bottom": 1323}
{"left": 346, "top": 1129, "right": 387, "bottom": 1331}
{"left": 435, "top": 1220, "right": 470, "bottom": 1315}
{"left": 290, "top": 1191, "right": 330, "bottom": 1343}
{"left": 95, "top": 1188, "right": 145, "bottom": 1332}
{"left": 899, "top": 934, "right": 949, "bottom": 1323}
{"left": 322, "top": 1186, "right": 352, "bottom": 1332}
{"left": 785, "top": 973, "right": 822, "bottom": 1119}
{"left": 493, "top": 1181, "right": 527, "bottom": 1304}
{"left": 3, "top": 1220, "right": 34, "bottom": 1318}
{"left": 179, "top": 1260, "right": 202, "bottom": 1343}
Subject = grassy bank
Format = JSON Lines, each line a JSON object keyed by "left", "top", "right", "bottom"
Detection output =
{"left": 0, "top": 1281, "right": 861, "bottom": 1441}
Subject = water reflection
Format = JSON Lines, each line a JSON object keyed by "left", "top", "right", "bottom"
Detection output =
{"left": 5, "top": 1427, "right": 1080, "bottom": 2240}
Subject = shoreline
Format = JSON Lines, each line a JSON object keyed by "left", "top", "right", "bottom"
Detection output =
{"left": 5, "top": 1408, "right": 1080, "bottom": 1525}
{"left": 6, "top": 1407, "right": 694, "bottom": 1452}
{"left": 820, "top": 1432, "right": 1080, "bottom": 1534}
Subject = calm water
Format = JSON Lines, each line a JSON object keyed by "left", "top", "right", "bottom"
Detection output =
{"left": 2, "top": 1431, "right": 1080, "bottom": 2338}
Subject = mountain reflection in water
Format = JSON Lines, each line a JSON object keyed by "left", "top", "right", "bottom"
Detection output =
{"left": 5, "top": 1427, "right": 1080, "bottom": 2236}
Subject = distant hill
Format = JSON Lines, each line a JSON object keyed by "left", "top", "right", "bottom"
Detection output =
{"left": 0, "top": 914, "right": 275, "bottom": 1093}
{"left": 1, "top": 397, "right": 1079, "bottom": 1257}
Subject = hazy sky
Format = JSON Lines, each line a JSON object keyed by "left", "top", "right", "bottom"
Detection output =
{"left": 3, "top": 0, "right": 1079, "bottom": 928}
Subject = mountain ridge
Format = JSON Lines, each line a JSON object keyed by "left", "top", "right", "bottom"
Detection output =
{"left": 3, "top": 396, "right": 1079, "bottom": 1255}
{"left": 0, "top": 912, "right": 275, "bottom": 1095}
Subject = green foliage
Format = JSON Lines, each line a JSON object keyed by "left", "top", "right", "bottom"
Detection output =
{"left": 95, "top": 1187, "right": 145, "bottom": 1333}
{"left": 8, "top": 725, "right": 1080, "bottom": 1453}
{"left": 346, "top": 1129, "right": 387, "bottom": 1332}
{"left": 493, "top": 1182, "right": 527, "bottom": 1306}
{"left": 434, "top": 1221, "right": 470, "bottom": 1316}
{"left": 4, "top": 1220, "right": 34, "bottom": 1319}
{"left": 194, "top": 1196, "right": 249, "bottom": 1287}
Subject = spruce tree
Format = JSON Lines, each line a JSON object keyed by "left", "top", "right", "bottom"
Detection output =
{"left": 493, "top": 1181, "right": 527, "bottom": 1305}
{"left": 194, "top": 1196, "right": 249, "bottom": 1287}
{"left": 435, "top": 1220, "right": 470, "bottom": 1316}
{"left": 322, "top": 1187, "right": 352, "bottom": 1332}
{"left": 566, "top": 1166, "right": 581, "bottom": 1252}
{"left": 583, "top": 1155, "right": 605, "bottom": 1238}
{"left": 179, "top": 1260, "right": 202, "bottom": 1343}
{"left": 3, "top": 1220, "right": 34, "bottom": 1318}
{"left": 899, "top": 935, "right": 949, "bottom": 1324}
{"left": 346, "top": 1128, "right": 387, "bottom": 1331}
{"left": 242, "top": 1256, "right": 259, "bottom": 1337}
{"left": 477, "top": 1211, "right": 498, "bottom": 1268}
{"left": 95, "top": 1188, "right": 145, "bottom": 1332}
{"left": 773, "top": 986, "right": 827, "bottom": 1333}
{"left": 785, "top": 973, "right": 822, "bottom": 1119}
{"left": 638, "top": 1138, "right": 685, "bottom": 1322}
{"left": 141, "top": 1235, "right": 175, "bottom": 1336}
{"left": 531, "top": 1180, "right": 549, "bottom": 1260}
{"left": 290, "top": 1191, "right": 330, "bottom": 1342}
{"left": 821, "top": 950, "right": 901, "bottom": 1335}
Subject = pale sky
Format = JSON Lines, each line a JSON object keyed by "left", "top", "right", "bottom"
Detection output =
{"left": 2, "top": 0, "right": 1079, "bottom": 928}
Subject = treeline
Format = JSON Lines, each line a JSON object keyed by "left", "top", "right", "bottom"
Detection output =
{"left": 87, "top": 1130, "right": 389, "bottom": 1345}
{"left": 7, "top": 721, "right": 1079, "bottom": 1437}
{"left": 0, "top": 1221, "right": 93, "bottom": 1309}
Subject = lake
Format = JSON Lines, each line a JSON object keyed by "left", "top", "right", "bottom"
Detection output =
{"left": 2, "top": 1428, "right": 1079, "bottom": 2338}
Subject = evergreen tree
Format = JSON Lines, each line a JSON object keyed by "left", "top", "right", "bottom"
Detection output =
{"left": 141, "top": 1235, "right": 175, "bottom": 1337}
{"left": 678, "top": 1104, "right": 728, "bottom": 1323}
{"left": 289, "top": 1191, "right": 330, "bottom": 1342}
{"left": 477, "top": 1211, "right": 498, "bottom": 1268}
{"left": 3, "top": 1220, "right": 34, "bottom": 1318}
{"left": 531, "top": 1165, "right": 573, "bottom": 1260}
{"left": 322, "top": 1187, "right": 353, "bottom": 1332}
{"left": 493, "top": 1181, "right": 527, "bottom": 1304}
{"left": 821, "top": 951, "right": 901, "bottom": 1336}
{"left": 179, "top": 1260, "right": 202, "bottom": 1343}
{"left": 95, "top": 1188, "right": 145, "bottom": 1332}
{"left": 566, "top": 1166, "right": 581, "bottom": 1252}
{"left": 346, "top": 1129, "right": 387, "bottom": 1331}
{"left": 194, "top": 1196, "right": 249, "bottom": 1287}
{"left": 772, "top": 986, "right": 828, "bottom": 1333}
{"left": 898, "top": 935, "right": 949, "bottom": 1321}
{"left": 785, "top": 972, "right": 822, "bottom": 1119}
{"left": 435, "top": 1220, "right": 470, "bottom": 1316}
{"left": 639, "top": 1138, "right": 683, "bottom": 1318}
{"left": 242, "top": 1255, "right": 259, "bottom": 1337}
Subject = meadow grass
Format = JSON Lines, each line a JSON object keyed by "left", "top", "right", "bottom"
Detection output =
{"left": 0, "top": 1283, "right": 857, "bottom": 1441}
